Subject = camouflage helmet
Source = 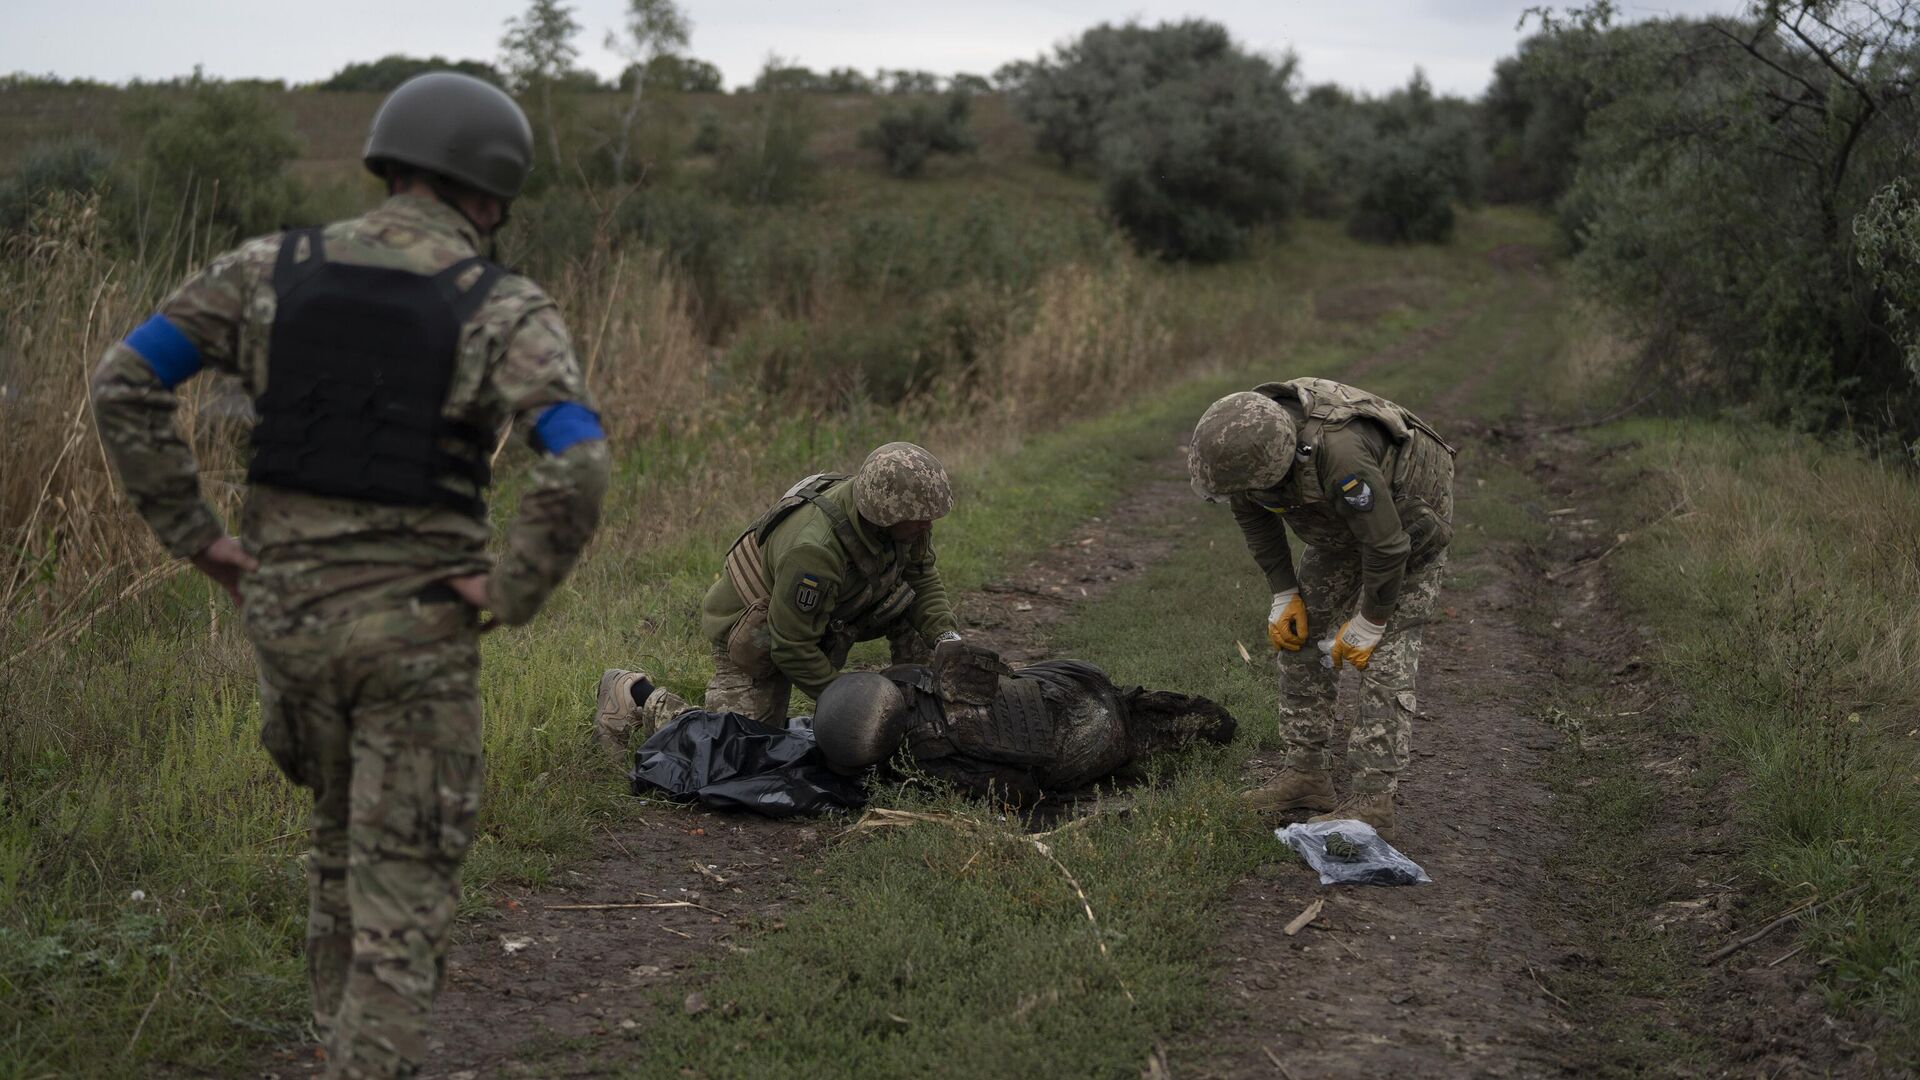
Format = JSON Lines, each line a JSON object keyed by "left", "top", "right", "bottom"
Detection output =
{"left": 812, "top": 673, "right": 913, "bottom": 772}
{"left": 364, "top": 72, "right": 535, "bottom": 200}
{"left": 852, "top": 442, "right": 954, "bottom": 526}
{"left": 1188, "top": 392, "right": 1297, "bottom": 499}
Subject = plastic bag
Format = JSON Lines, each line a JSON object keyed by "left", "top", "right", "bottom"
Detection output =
{"left": 628, "top": 709, "right": 866, "bottom": 818}
{"left": 1276, "top": 820, "right": 1432, "bottom": 886}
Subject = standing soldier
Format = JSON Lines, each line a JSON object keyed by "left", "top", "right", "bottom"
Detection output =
{"left": 1188, "top": 379, "right": 1454, "bottom": 840}
{"left": 596, "top": 442, "right": 960, "bottom": 746}
{"left": 89, "top": 74, "right": 609, "bottom": 1078}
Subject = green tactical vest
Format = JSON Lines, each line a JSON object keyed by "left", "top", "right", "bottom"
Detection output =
{"left": 1254, "top": 378, "right": 1456, "bottom": 508}
{"left": 729, "top": 474, "right": 915, "bottom": 631}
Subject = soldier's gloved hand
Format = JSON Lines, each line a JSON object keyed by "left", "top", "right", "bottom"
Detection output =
{"left": 1267, "top": 590, "right": 1308, "bottom": 652}
{"left": 1319, "top": 613, "right": 1386, "bottom": 670}
{"left": 937, "top": 630, "right": 963, "bottom": 644}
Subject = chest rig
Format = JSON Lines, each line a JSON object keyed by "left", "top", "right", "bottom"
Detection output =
{"left": 724, "top": 474, "right": 915, "bottom": 631}
{"left": 248, "top": 227, "right": 503, "bottom": 518}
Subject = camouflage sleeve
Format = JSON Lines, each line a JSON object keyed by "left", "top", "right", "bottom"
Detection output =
{"left": 1229, "top": 493, "right": 1299, "bottom": 594}
{"left": 1320, "top": 438, "right": 1410, "bottom": 624}
{"left": 767, "top": 543, "right": 844, "bottom": 699}
{"left": 485, "top": 300, "right": 611, "bottom": 626}
{"left": 904, "top": 536, "right": 959, "bottom": 640}
{"left": 87, "top": 239, "right": 267, "bottom": 557}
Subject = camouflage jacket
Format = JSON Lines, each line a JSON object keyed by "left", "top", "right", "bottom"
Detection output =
{"left": 1229, "top": 383, "right": 1454, "bottom": 623}
{"left": 700, "top": 478, "right": 956, "bottom": 698}
{"left": 88, "top": 194, "right": 610, "bottom": 628}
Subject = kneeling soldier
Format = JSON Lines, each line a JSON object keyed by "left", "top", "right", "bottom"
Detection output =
{"left": 1188, "top": 379, "right": 1455, "bottom": 840}
{"left": 597, "top": 442, "right": 960, "bottom": 746}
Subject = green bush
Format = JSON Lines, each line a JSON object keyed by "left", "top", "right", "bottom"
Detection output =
{"left": 1531, "top": 6, "right": 1920, "bottom": 447}
{"left": 711, "top": 87, "right": 816, "bottom": 206}
{"left": 0, "top": 137, "right": 113, "bottom": 235}
{"left": 1007, "top": 19, "right": 1241, "bottom": 171}
{"left": 1097, "top": 57, "right": 1298, "bottom": 262}
{"left": 689, "top": 110, "right": 726, "bottom": 155}
{"left": 127, "top": 75, "right": 302, "bottom": 241}
{"left": 857, "top": 93, "right": 976, "bottom": 178}
{"left": 317, "top": 55, "right": 503, "bottom": 91}
{"left": 1345, "top": 141, "right": 1456, "bottom": 245}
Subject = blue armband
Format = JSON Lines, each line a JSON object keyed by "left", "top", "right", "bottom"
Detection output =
{"left": 124, "top": 314, "right": 202, "bottom": 389}
{"left": 532, "top": 402, "right": 605, "bottom": 454}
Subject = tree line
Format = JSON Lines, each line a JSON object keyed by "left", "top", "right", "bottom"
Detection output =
{"left": 6, "top": 0, "right": 1920, "bottom": 450}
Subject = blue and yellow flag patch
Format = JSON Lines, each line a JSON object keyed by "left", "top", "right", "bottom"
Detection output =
{"left": 1337, "top": 473, "right": 1375, "bottom": 512}
{"left": 794, "top": 573, "right": 823, "bottom": 613}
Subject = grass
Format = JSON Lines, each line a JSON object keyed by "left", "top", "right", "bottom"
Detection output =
{"left": 1597, "top": 420, "right": 1920, "bottom": 1062}
{"left": 601, "top": 215, "right": 1569, "bottom": 1078}
{"left": 0, "top": 201, "right": 1556, "bottom": 1077}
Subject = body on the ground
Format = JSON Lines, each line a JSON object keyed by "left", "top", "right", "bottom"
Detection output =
{"left": 602, "top": 640, "right": 1235, "bottom": 807}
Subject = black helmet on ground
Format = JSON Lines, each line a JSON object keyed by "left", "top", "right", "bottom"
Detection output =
{"left": 363, "top": 72, "right": 534, "bottom": 200}
{"left": 811, "top": 673, "right": 913, "bottom": 772}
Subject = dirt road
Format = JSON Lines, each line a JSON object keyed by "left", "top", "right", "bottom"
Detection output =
{"left": 264, "top": 281, "right": 1867, "bottom": 1080}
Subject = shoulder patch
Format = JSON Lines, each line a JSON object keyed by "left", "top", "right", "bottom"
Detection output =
{"left": 794, "top": 572, "right": 824, "bottom": 613}
{"left": 1337, "top": 473, "right": 1375, "bottom": 512}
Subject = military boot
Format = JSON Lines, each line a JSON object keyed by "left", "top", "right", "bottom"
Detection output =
{"left": 1241, "top": 767, "right": 1337, "bottom": 814}
{"left": 595, "top": 669, "right": 648, "bottom": 754}
{"left": 1309, "top": 790, "right": 1396, "bottom": 843}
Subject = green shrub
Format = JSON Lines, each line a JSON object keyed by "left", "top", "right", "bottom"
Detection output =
{"left": 127, "top": 75, "right": 302, "bottom": 240}
{"left": 1532, "top": 6, "right": 1920, "bottom": 446}
{"left": 857, "top": 93, "right": 976, "bottom": 178}
{"left": 689, "top": 110, "right": 726, "bottom": 155}
{"left": 1346, "top": 141, "right": 1457, "bottom": 245}
{"left": 1097, "top": 58, "right": 1298, "bottom": 262}
{"left": 712, "top": 76, "right": 816, "bottom": 206}
{"left": 316, "top": 55, "right": 503, "bottom": 91}
{"left": 0, "top": 137, "right": 113, "bottom": 235}
{"left": 1008, "top": 19, "right": 1241, "bottom": 171}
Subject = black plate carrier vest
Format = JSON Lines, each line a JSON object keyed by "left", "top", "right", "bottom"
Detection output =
{"left": 248, "top": 227, "right": 503, "bottom": 518}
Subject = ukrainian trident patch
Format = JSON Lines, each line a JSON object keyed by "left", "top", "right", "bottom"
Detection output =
{"left": 794, "top": 573, "right": 823, "bottom": 613}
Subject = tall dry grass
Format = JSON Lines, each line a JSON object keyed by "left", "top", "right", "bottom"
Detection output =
{"left": 0, "top": 187, "right": 1206, "bottom": 652}
{"left": 0, "top": 194, "right": 252, "bottom": 656}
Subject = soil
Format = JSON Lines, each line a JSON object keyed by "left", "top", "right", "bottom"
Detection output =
{"left": 258, "top": 288, "right": 1880, "bottom": 1078}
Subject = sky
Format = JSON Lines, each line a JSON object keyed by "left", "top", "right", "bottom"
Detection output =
{"left": 2, "top": 1, "right": 1745, "bottom": 98}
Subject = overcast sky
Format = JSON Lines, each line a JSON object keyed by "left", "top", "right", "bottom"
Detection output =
{"left": 3, "top": 1, "right": 1744, "bottom": 98}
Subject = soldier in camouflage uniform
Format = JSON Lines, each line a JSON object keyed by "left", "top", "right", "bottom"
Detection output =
{"left": 89, "top": 74, "right": 609, "bottom": 1078}
{"left": 595, "top": 442, "right": 960, "bottom": 747}
{"left": 1189, "top": 380, "right": 1455, "bottom": 840}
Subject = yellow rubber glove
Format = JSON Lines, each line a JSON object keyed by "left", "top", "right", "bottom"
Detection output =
{"left": 1319, "top": 613, "right": 1387, "bottom": 670}
{"left": 1267, "top": 590, "right": 1308, "bottom": 652}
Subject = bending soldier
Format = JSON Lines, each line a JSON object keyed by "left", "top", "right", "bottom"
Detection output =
{"left": 596, "top": 442, "right": 961, "bottom": 745}
{"left": 90, "top": 74, "right": 609, "bottom": 1078}
{"left": 1188, "top": 379, "right": 1455, "bottom": 840}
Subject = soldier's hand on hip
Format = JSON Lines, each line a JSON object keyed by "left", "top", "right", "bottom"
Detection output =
{"left": 447, "top": 574, "right": 501, "bottom": 632}
{"left": 1268, "top": 590, "right": 1308, "bottom": 652}
{"left": 190, "top": 537, "right": 258, "bottom": 608}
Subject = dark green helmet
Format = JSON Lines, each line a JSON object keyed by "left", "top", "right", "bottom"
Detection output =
{"left": 363, "top": 73, "right": 534, "bottom": 200}
{"left": 812, "top": 673, "right": 913, "bottom": 772}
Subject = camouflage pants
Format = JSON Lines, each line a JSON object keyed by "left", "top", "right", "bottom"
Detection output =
{"left": 251, "top": 597, "right": 482, "bottom": 1080}
{"left": 638, "top": 683, "right": 695, "bottom": 735}
{"left": 704, "top": 620, "right": 929, "bottom": 724}
{"left": 1275, "top": 547, "right": 1447, "bottom": 795}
